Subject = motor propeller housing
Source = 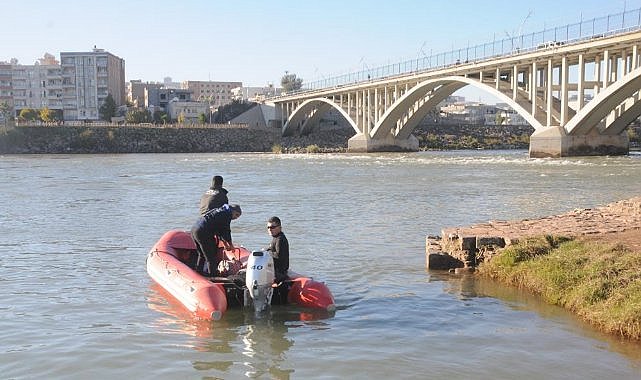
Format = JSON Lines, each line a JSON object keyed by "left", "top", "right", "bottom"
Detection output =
{"left": 245, "top": 250, "right": 275, "bottom": 311}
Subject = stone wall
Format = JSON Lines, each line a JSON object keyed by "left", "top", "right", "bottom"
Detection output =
{"left": 0, "top": 124, "right": 352, "bottom": 154}
{"left": 2, "top": 123, "right": 638, "bottom": 154}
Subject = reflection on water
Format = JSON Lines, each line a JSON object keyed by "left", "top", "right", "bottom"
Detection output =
{"left": 146, "top": 283, "right": 335, "bottom": 378}
{"left": 434, "top": 271, "right": 641, "bottom": 367}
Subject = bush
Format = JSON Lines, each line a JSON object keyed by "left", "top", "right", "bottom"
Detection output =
{"left": 305, "top": 144, "right": 320, "bottom": 153}
{"left": 271, "top": 144, "right": 283, "bottom": 153}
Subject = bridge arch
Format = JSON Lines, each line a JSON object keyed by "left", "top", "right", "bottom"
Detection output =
{"left": 282, "top": 98, "right": 358, "bottom": 137}
{"left": 565, "top": 66, "right": 641, "bottom": 136}
{"left": 371, "top": 76, "right": 545, "bottom": 140}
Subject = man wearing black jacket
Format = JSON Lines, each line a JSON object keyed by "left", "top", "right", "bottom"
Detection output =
{"left": 199, "top": 175, "right": 229, "bottom": 215}
{"left": 191, "top": 204, "right": 242, "bottom": 276}
{"left": 265, "top": 216, "right": 289, "bottom": 282}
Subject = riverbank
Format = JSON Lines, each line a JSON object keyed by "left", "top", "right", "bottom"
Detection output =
{"left": 2, "top": 122, "right": 638, "bottom": 154}
{"left": 426, "top": 196, "right": 641, "bottom": 339}
{"left": 0, "top": 124, "right": 353, "bottom": 154}
{"left": 0, "top": 123, "right": 540, "bottom": 154}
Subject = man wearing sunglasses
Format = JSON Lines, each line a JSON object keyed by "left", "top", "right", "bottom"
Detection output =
{"left": 265, "top": 216, "right": 289, "bottom": 284}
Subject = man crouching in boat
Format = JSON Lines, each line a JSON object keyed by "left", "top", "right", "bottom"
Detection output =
{"left": 191, "top": 204, "right": 242, "bottom": 276}
{"left": 265, "top": 216, "right": 290, "bottom": 303}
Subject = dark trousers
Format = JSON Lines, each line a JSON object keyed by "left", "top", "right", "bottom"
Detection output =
{"left": 191, "top": 225, "right": 220, "bottom": 275}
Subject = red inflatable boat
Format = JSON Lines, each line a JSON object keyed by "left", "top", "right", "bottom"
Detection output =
{"left": 146, "top": 230, "right": 335, "bottom": 320}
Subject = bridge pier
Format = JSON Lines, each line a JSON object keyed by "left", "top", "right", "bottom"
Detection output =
{"left": 529, "top": 126, "right": 629, "bottom": 158}
{"left": 347, "top": 133, "right": 419, "bottom": 153}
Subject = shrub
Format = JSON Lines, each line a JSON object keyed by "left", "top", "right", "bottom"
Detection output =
{"left": 306, "top": 144, "right": 320, "bottom": 153}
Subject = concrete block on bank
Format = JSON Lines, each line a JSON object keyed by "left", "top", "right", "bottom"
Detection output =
{"left": 504, "top": 237, "right": 519, "bottom": 246}
{"left": 460, "top": 236, "right": 476, "bottom": 251}
{"left": 426, "top": 252, "right": 464, "bottom": 270}
{"left": 476, "top": 236, "right": 505, "bottom": 248}
{"left": 426, "top": 236, "right": 443, "bottom": 254}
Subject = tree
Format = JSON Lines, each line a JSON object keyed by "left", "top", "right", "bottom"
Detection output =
{"left": 40, "top": 107, "right": 54, "bottom": 123}
{"left": 153, "top": 110, "right": 168, "bottom": 124}
{"left": 281, "top": 71, "right": 303, "bottom": 93}
{"left": 198, "top": 113, "right": 207, "bottom": 124}
{"left": 19, "top": 108, "right": 39, "bottom": 122}
{"left": 99, "top": 94, "right": 117, "bottom": 121}
{"left": 125, "top": 108, "right": 151, "bottom": 124}
{"left": 0, "top": 101, "right": 12, "bottom": 126}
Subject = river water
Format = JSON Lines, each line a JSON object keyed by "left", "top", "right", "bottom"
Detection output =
{"left": 2, "top": 150, "right": 641, "bottom": 379}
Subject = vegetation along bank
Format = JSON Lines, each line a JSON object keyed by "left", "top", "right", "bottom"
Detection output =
{"left": 427, "top": 196, "right": 641, "bottom": 339}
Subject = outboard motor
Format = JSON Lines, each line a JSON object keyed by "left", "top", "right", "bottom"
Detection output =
{"left": 245, "top": 250, "right": 275, "bottom": 312}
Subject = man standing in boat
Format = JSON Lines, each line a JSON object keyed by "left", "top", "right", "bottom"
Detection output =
{"left": 199, "top": 175, "right": 229, "bottom": 215}
{"left": 191, "top": 204, "right": 242, "bottom": 276}
{"left": 265, "top": 216, "right": 289, "bottom": 283}
{"left": 265, "top": 216, "right": 290, "bottom": 303}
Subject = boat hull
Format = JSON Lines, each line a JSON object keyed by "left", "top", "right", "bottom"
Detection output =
{"left": 147, "top": 230, "right": 230, "bottom": 320}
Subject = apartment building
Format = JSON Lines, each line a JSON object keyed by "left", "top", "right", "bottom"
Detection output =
{"left": 128, "top": 80, "right": 163, "bottom": 107}
{"left": 166, "top": 100, "right": 208, "bottom": 123}
{"left": 182, "top": 80, "right": 241, "bottom": 109}
{"left": 0, "top": 62, "right": 12, "bottom": 121}
{"left": 11, "top": 54, "right": 63, "bottom": 116}
{"left": 145, "top": 87, "right": 193, "bottom": 110}
{"left": 60, "top": 48, "right": 125, "bottom": 120}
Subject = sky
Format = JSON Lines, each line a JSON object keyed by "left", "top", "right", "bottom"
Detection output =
{"left": 2, "top": 0, "right": 637, "bottom": 102}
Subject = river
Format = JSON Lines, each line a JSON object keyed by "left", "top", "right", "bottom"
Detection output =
{"left": 2, "top": 150, "right": 641, "bottom": 379}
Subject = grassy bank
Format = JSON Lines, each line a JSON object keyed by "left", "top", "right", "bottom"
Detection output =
{"left": 477, "top": 235, "right": 641, "bottom": 340}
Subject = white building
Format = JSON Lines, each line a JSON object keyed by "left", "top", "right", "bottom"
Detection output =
{"left": 494, "top": 103, "right": 529, "bottom": 125}
{"left": 166, "top": 99, "right": 208, "bottom": 123}
{"left": 11, "top": 54, "right": 63, "bottom": 115}
{"left": 182, "top": 80, "right": 242, "bottom": 109}
{"left": 60, "top": 47, "right": 125, "bottom": 120}
{"left": 231, "top": 84, "right": 281, "bottom": 102}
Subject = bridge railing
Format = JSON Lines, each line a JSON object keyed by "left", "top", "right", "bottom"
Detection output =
{"left": 286, "top": 7, "right": 641, "bottom": 94}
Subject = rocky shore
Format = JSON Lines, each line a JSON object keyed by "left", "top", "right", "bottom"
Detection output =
{"left": 2, "top": 122, "right": 638, "bottom": 154}
{"left": 0, "top": 124, "right": 354, "bottom": 154}
{"left": 0, "top": 123, "right": 543, "bottom": 154}
{"left": 426, "top": 196, "right": 641, "bottom": 270}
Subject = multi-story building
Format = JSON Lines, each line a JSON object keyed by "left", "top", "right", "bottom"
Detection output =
{"left": 11, "top": 54, "right": 63, "bottom": 116}
{"left": 128, "top": 80, "right": 162, "bottom": 107}
{"left": 60, "top": 47, "right": 125, "bottom": 120}
{"left": 231, "top": 84, "right": 281, "bottom": 102}
{"left": 145, "top": 87, "right": 193, "bottom": 110}
{"left": 494, "top": 103, "right": 528, "bottom": 125}
{"left": 182, "top": 80, "right": 241, "bottom": 109}
{"left": 0, "top": 62, "right": 13, "bottom": 122}
{"left": 166, "top": 100, "right": 208, "bottom": 123}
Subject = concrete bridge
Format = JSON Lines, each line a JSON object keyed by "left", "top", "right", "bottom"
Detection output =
{"left": 271, "top": 9, "right": 641, "bottom": 157}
